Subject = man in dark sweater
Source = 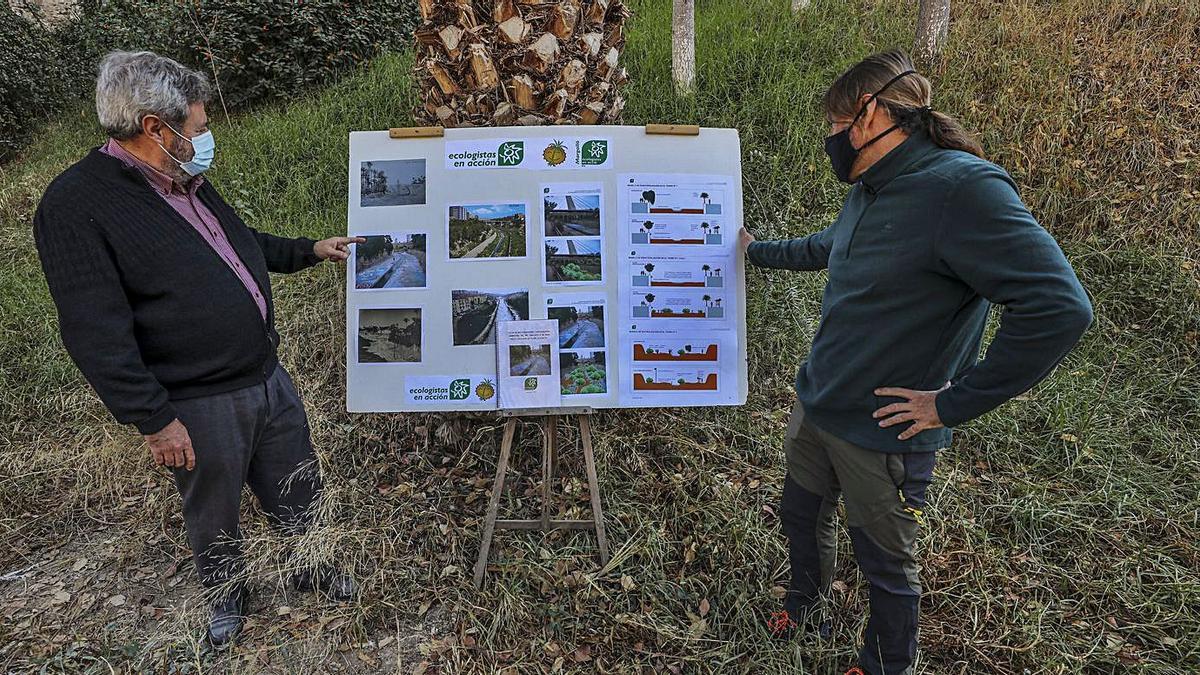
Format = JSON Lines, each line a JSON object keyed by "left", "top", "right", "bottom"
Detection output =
{"left": 742, "top": 52, "right": 1092, "bottom": 674}
{"left": 33, "top": 51, "right": 363, "bottom": 648}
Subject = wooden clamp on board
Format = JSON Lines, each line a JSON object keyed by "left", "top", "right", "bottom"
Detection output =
{"left": 388, "top": 126, "right": 445, "bottom": 139}
{"left": 645, "top": 123, "right": 700, "bottom": 136}
{"left": 473, "top": 407, "right": 610, "bottom": 588}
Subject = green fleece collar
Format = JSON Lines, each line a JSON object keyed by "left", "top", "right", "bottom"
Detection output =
{"left": 857, "top": 129, "right": 938, "bottom": 194}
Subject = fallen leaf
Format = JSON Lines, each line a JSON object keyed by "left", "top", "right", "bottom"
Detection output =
{"left": 699, "top": 598, "right": 710, "bottom": 616}
{"left": 107, "top": 595, "right": 126, "bottom": 607}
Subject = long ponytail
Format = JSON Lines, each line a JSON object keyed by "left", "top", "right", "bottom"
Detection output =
{"left": 823, "top": 49, "right": 984, "bottom": 158}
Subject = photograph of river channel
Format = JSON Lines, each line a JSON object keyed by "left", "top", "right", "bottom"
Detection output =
{"left": 451, "top": 289, "right": 530, "bottom": 346}
{"left": 357, "top": 308, "right": 421, "bottom": 363}
{"left": 353, "top": 233, "right": 427, "bottom": 289}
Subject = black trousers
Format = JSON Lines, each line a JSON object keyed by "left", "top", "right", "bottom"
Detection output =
{"left": 169, "top": 365, "right": 322, "bottom": 589}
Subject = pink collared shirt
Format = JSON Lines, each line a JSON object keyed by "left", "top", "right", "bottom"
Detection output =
{"left": 100, "top": 138, "right": 268, "bottom": 320}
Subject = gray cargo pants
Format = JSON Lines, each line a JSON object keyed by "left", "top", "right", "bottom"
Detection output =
{"left": 169, "top": 365, "right": 322, "bottom": 589}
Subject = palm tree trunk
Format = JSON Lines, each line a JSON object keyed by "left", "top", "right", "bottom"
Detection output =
{"left": 913, "top": 0, "right": 950, "bottom": 67}
{"left": 671, "top": 0, "right": 695, "bottom": 94}
{"left": 414, "top": 0, "right": 632, "bottom": 126}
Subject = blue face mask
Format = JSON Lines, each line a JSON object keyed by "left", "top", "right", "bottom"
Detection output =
{"left": 156, "top": 119, "right": 215, "bottom": 176}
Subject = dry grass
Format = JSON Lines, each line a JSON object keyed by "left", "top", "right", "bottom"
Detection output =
{"left": 2, "top": 0, "right": 1199, "bottom": 672}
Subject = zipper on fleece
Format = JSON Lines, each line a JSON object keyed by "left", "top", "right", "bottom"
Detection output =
{"left": 843, "top": 191, "right": 876, "bottom": 259}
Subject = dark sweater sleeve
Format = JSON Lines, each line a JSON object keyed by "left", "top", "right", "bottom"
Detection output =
{"left": 33, "top": 194, "right": 177, "bottom": 435}
{"left": 746, "top": 227, "right": 833, "bottom": 271}
{"left": 248, "top": 228, "right": 322, "bottom": 273}
{"left": 933, "top": 165, "right": 1093, "bottom": 427}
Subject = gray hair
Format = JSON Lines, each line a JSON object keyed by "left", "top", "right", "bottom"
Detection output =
{"left": 95, "top": 51, "right": 211, "bottom": 140}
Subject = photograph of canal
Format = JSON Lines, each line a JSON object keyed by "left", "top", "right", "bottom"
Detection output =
{"left": 543, "top": 187, "right": 601, "bottom": 236}
{"left": 451, "top": 289, "right": 530, "bottom": 346}
{"left": 353, "top": 233, "right": 427, "bottom": 289}
{"left": 448, "top": 203, "right": 527, "bottom": 259}
{"left": 508, "top": 344, "right": 552, "bottom": 377}
{"left": 544, "top": 237, "right": 602, "bottom": 283}
{"left": 357, "top": 308, "right": 421, "bottom": 363}
{"left": 548, "top": 303, "right": 605, "bottom": 349}
{"left": 359, "top": 159, "right": 426, "bottom": 207}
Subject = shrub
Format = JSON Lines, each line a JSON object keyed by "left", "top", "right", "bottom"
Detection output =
{"left": 0, "top": 0, "right": 418, "bottom": 162}
{"left": 0, "top": 5, "right": 72, "bottom": 160}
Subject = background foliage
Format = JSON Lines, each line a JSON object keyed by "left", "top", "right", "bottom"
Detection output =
{"left": 0, "top": 0, "right": 418, "bottom": 161}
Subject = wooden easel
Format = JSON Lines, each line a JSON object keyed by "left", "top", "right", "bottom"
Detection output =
{"left": 473, "top": 407, "right": 609, "bottom": 588}
{"left": 382, "top": 123, "right": 702, "bottom": 588}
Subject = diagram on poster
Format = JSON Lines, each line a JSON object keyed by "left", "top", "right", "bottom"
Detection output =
{"left": 345, "top": 127, "right": 746, "bottom": 413}
{"left": 618, "top": 173, "right": 741, "bottom": 406}
{"left": 629, "top": 216, "right": 726, "bottom": 247}
{"left": 621, "top": 331, "right": 737, "bottom": 403}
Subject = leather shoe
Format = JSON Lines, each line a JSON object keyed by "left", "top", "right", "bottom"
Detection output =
{"left": 206, "top": 585, "right": 247, "bottom": 649}
{"left": 292, "top": 565, "right": 356, "bottom": 602}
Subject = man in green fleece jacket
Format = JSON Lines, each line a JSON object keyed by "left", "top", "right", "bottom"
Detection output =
{"left": 742, "top": 51, "right": 1092, "bottom": 675}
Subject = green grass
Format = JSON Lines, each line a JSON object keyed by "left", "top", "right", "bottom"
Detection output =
{"left": 2, "top": 0, "right": 1199, "bottom": 672}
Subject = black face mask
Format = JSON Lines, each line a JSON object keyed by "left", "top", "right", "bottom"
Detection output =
{"left": 824, "top": 69, "right": 917, "bottom": 184}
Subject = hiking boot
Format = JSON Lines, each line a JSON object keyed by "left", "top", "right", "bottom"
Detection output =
{"left": 292, "top": 565, "right": 356, "bottom": 602}
{"left": 206, "top": 584, "right": 247, "bottom": 649}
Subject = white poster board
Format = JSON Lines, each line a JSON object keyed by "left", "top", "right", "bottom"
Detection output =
{"left": 346, "top": 125, "right": 746, "bottom": 413}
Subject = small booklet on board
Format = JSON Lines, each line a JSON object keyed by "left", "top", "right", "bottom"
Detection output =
{"left": 496, "top": 319, "right": 562, "bottom": 409}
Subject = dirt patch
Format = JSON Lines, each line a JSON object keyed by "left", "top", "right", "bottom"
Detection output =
{"left": 0, "top": 529, "right": 451, "bottom": 673}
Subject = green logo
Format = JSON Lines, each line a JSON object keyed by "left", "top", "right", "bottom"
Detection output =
{"left": 524, "top": 377, "right": 538, "bottom": 391}
{"left": 497, "top": 141, "right": 524, "bottom": 166}
{"left": 580, "top": 140, "right": 608, "bottom": 165}
{"left": 449, "top": 378, "right": 471, "bottom": 400}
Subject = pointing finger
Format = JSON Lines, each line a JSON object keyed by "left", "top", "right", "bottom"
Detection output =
{"left": 874, "top": 387, "right": 914, "bottom": 398}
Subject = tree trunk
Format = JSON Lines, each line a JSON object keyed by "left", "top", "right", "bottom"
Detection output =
{"left": 913, "top": 0, "right": 950, "bottom": 67}
{"left": 671, "top": 0, "right": 695, "bottom": 94}
{"left": 414, "top": 0, "right": 632, "bottom": 127}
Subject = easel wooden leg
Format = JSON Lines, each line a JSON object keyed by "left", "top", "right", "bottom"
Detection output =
{"left": 541, "top": 415, "right": 556, "bottom": 530}
{"left": 474, "top": 418, "right": 517, "bottom": 589}
{"left": 579, "top": 415, "right": 610, "bottom": 565}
